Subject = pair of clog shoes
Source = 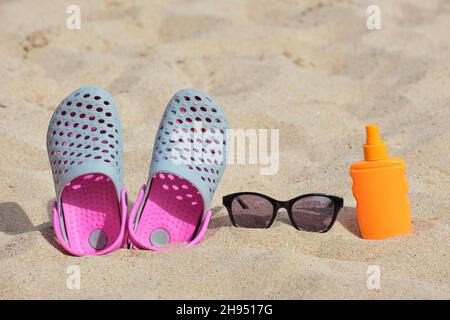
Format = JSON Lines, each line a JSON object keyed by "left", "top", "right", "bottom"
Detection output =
{"left": 47, "top": 87, "right": 228, "bottom": 256}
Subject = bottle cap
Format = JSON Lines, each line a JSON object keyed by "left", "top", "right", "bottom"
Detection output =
{"left": 364, "top": 124, "right": 388, "bottom": 161}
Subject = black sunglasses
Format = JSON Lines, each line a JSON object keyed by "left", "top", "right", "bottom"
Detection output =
{"left": 222, "top": 193, "right": 343, "bottom": 233}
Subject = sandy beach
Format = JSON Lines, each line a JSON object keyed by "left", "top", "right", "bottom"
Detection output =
{"left": 0, "top": 0, "right": 449, "bottom": 299}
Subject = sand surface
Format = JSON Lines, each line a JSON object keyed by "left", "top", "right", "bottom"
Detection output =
{"left": 0, "top": 0, "right": 449, "bottom": 299}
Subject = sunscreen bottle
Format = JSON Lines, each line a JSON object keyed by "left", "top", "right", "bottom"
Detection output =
{"left": 350, "top": 125, "right": 412, "bottom": 239}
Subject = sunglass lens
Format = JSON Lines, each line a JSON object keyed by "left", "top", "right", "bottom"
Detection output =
{"left": 231, "top": 194, "right": 273, "bottom": 228}
{"left": 291, "top": 196, "right": 335, "bottom": 232}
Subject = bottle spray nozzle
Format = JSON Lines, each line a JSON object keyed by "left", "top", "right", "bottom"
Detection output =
{"left": 364, "top": 124, "right": 388, "bottom": 161}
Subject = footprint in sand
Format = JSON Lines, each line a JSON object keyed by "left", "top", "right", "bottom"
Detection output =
{"left": 22, "top": 30, "right": 50, "bottom": 59}
{"left": 0, "top": 233, "right": 37, "bottom": 259}
{"left": 282, "top": 51, "right": 304, "bottom": 67}
{"left": 300, "top": 0, "right": 353, "bottom": 16}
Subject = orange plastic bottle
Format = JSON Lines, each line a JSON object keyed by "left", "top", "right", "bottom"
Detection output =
{"left": 350, "top": 125, "right": 412, "bottom": 240}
